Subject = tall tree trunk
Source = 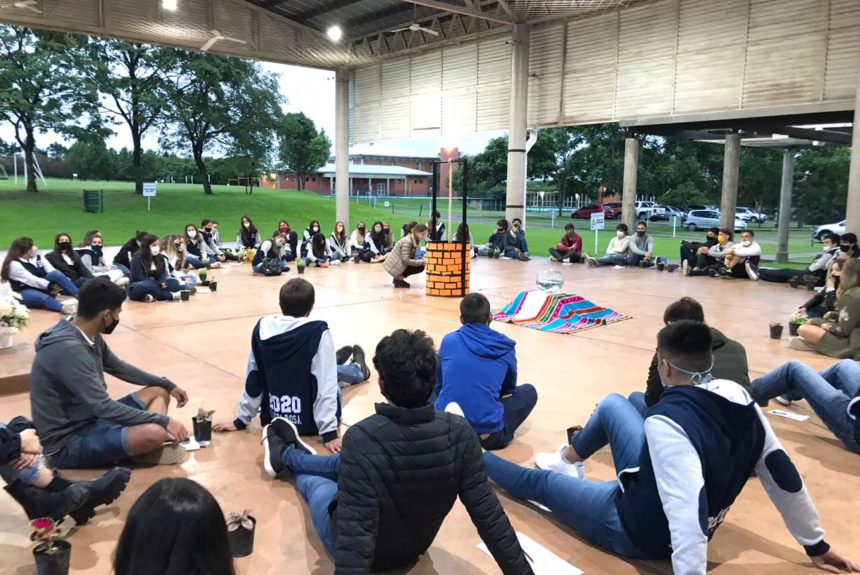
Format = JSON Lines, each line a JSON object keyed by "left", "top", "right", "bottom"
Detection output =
{"left": 20, "top": 126, "right": 39, "bottom": 193}
{"left": 297, "top": 172, "right": 304, "bottom": 191}
{"left": 193, "top": 146, "right": 212, "bottom": 195}
{"left": 132, "top": 129, "right": 144, "bottom": 195}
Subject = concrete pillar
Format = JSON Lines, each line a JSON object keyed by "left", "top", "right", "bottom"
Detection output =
{"left": 504, "top": 23, "right": 530, "bottom": 225}
{"left": 847, "top": 77, "right": 860, "bottom": 233}
{"left": 719, "top": 133, "right": 741, "bottom": 230}
{"left": 775, "top": 149, "right": 795, "bottom": 263}
{"left": 335, "top": 68, "right": 350, "bottom": 227}
{"left": 622, "top": 137, "right": 639, "bottom": 231}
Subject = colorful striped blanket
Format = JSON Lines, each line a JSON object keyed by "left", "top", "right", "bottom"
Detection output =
{"left": 493, "top": 290, "right": 630, "bottom": 334}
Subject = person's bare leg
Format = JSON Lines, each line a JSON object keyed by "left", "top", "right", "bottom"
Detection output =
{"left": 126, "top": 423, "right": 169, "bottom": 456}
{"left": 724, "top": 255, "right": 738, "bottom": 268}
{"left": 562, "top": 445, "right": 584, "bottom": 464}
{"left": 798, "top": 324, "right": 826, "bottom": 345}
{"left": 135, "top": 386, "right": 170, "bottom": 415}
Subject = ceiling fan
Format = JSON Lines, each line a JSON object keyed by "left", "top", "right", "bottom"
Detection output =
{"left": 390, "top": 5, "right": 438, "bottom": 36}
{"left": 200, "top": 29, "right": 247, "bottom": 52}
{"left": 0, "top": 0, "right": 41, "bottom": 14}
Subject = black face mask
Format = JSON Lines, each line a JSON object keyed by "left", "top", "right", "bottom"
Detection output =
{"left": 636, "top": 230, "right": 646, "bottom": 237}
{"left": 91, "top": 245, "right": 103, "bottom": 256}
{"left": 840, "top": 245, "right": 851, "bottom": 253}
{"left": 58, "top": 241, "right": 71, "bottom": 251}
{"left": 103, "top": 313, "right": 119, "bottom": 335}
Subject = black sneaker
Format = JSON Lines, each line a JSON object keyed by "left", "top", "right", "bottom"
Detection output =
{"left": 262, "top": 422, "right": 288, "bottom": 478}
{"left": 69, "top": 467, "right": 132, "bottom": 525}
{"left": 352, "top": 345, "right": 371, "bottom": 381}
{"left": 336, "top": 346, "right": 353, "bottom": 365}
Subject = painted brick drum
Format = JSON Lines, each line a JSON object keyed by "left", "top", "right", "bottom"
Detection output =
{"left": 425, "top": 242, "right": 471, "bottom": 297}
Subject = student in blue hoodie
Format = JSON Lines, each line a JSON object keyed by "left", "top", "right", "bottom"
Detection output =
{"left": 434, "top": 293, "right": 537, "bottom": 450}
{"left": 483, "top": 321, "right": 857, "bottom": 574}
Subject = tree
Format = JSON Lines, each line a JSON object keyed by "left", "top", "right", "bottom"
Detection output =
{"left": 67, "top": 138, "right": 115, "bottom": 180}
{"left": 0, "top": 26, "right": 96, "bottom": 192}
{"left": 276, "top": 112, "right": 330, "bottom": 190}
{"left": 158, "top": 50, "right": 282, "bottom": 195}
{"left": 88, "top": 40, "right": 170, "bottom": 194}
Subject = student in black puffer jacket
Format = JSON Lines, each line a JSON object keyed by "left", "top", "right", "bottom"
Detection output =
{"left": 262, "top": 329, "right": 532, "bottom": 575}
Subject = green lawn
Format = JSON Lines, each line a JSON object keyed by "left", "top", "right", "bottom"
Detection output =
{"left": 0, "top": 178, "right": 816, "bottom": 268}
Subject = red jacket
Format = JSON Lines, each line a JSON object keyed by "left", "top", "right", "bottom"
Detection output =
{"left": 556, "top": 232, "right": 582, "bottom": 255}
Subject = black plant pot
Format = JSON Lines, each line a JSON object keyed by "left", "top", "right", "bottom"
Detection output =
{"left": 180, "top": 290, "right": 191, "bottom": 302}
{"left": 192, "top": 418, "right": 212, "bottom": 444}
{"left": 769, "top": 323, "right": 784, "bottom": 340}
{"left": 789, "top": 322, "right": 800, "bottom": 336}
{"left": 200, "top": 280, "right": 210, "bottom": 287}
{"left": 666, "top": 264, "right": 679, "bottom": 273}
{"left": 656, "top": 262, "right": 665, "bottom": 271}
{"left": 297, "top": 267, "right": 305, "bottom": 275}
{"left": 34, "top": 541, "right": 71, "bottom": 575}
{"left": 227, "top": 517, "right": 256, "bottom": 558}
{"left": 209, "top": 281, "right": 218, "bottom": 292}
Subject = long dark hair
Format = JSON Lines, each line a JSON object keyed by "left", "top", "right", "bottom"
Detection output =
{"left": 114, "top": 478, "right": 235, "bottom": 575}
{"left": 139, "top": 233, "right": 164, "bottom": 277}
{"left": 455, "top": 223, "right": 470, "bottom": 244}
{"left": 307, "top": 220, "right": 321, "bottom": 235}
{"left": 53, "top": 232, "right": 75, "bottom": 256}
{"left": 239, "top": 215, "right": 258, "bottom": 246}
{"left": 1, "top": 237, "right": 35, "bottom": 282}
{"left": 370, "top": 220, "right": 385, "bottom": 246}
{"left": 332, "top": 221, "right": 347, "bottom": 244}
{"left": 311, "top": 232, "right": 327, "bottom": 258}
{"left": 80, "top": 229, "right": 101, "bottom": 247}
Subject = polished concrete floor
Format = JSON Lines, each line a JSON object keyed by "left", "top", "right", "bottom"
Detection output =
{"left": 1, "top": 257, "right": 857, "bottom": 574}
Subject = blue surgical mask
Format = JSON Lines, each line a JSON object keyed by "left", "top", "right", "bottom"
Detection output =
{"left": 659, "top": 355, "right": 715, "bottom": 388}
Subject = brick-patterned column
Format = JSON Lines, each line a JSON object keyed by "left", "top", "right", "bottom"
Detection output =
{"left": 425, "top": 242, "right": 471, "bottom": 297}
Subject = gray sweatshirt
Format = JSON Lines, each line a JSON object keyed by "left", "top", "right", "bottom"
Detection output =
{"left": 628, "top": 232, "right": 654, "bottom": 256}
{"left": 30, "top": 318, "right": 176, "bottom": 452}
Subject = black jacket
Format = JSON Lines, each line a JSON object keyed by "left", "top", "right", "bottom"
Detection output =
{"left": 113, "top": 237, "right": 140, "bottom": 269}
{"left": 45, "top": 251, "right": 93, "bottom": 282}
{"left": 333, "top": 402, "right": 531, "bottom": 575}
{"left": 645, "top": 327, "right": 750, "bottom": 407}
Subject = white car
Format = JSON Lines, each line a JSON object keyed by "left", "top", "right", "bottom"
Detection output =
{"left": 811, "top": 220, "right": 846, "bottom": 241}
{"left": 635, "top": 201, "right": 665, "bottom": 220}
{"left": 736, "top": 207, "right": 768, "bottom": 224}
{"left": 685, "top": 209, "right": 747, "bottom": 232}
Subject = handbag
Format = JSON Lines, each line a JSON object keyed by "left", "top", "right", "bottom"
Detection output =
{"left": 260, "top": 257, "right": 282, "bottom": 276}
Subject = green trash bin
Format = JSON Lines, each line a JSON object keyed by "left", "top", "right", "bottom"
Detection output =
{"left": 83, "top": 189, "right": 104, "bottom": 213}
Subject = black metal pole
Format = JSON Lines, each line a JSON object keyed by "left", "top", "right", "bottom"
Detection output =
{"left": 431, "top": 160, "right": 439, "bottom": 239}
{"left": 460, "top": 158, "right": 468, "bottom": 294}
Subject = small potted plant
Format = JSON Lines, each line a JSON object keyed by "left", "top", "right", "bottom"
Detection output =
{"left": 198, "top": 268, "right": 209, "bottom": 286}
{"left": 192, "top": 408, "right": 214, "bottom": 445}
{"left": 297, "top": 258, "right": 306, "bottom": 275}
{"left": 226, "top": 509, "right": 256, "bottom": 557}
{"left": 203, "top": 256, "right": 211, "bottom": 269}
{"left": 0, "top": 292, "right": 29, "bottom": 349}
{"left": 788, "top": 311, "right": 806, "bottom": 336}
{"left": 208, "top": 274, "right": 218, "bottom": 292}
{"left": 31, "top": 518, "right": 70, "bottom": 575}
{"left": 769, "top": 322, "right": 784, "bottom": 340}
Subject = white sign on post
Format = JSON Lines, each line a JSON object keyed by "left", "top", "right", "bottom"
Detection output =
{"left": 590, "top": 211, "right": 605, "bottom": 253}
{"left": 143, "top": 182, "right": 156, "bottom": 211}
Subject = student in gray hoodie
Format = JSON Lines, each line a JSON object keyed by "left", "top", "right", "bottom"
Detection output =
{"left": 627, "top": 221, "right": 655, "bottom": 267}
{"left": 30, "top": 279, "right": 190, "bottom": 469}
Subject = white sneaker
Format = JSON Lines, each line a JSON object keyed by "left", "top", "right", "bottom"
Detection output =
{"left": 116, "top": 277, "right": 130, "bottom": 287}
{"left": 534, "top": 444, "right": 585, "bottom": 479}
{"left": 745, "top": 260, "right": 759, "bottom": 281}
{"left": 682, "top": 259, "right": 691, "bottom": 276}
{"left": 774, "top": 395, "right": 793, "bottom": 406}
{"left": 586, "top": 256, "right": 598, "bottom": 267}
{"left": 143, "top": 294, "right": 155, "bottom": 303}
{"left": 60, "top": 298, "right": 78, "bottom": 316}
{"left": 444, "top": 402, "right": 465, "bottom": 417}
{"left": 171, "top": 291, "right": 181, "bottom": 300}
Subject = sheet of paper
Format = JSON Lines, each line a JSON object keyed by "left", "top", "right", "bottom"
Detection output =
{"left": 768, "top": 410, "right": 810, "bottom": 422}
{"left": 182, "top": 438, "right": 203, "bottom": 451}
{"left": 478, "top": 531, "right": 583, "bottom": 575}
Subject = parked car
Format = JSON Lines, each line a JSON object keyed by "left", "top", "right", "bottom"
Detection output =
{"left": 736, "top": 207, "right": 768, "bottom": 224}
{"left": 811, "top": 220, "right": 847, "bottom": 241}
{"left": 571, "top": 204, "right": 621, "bottom": 220}
{"left": 635, "top": 201, "right": 665, "bottom": 220}
{"left": 685, "top": 204, "right": 718, "bottom": 214}
{"left": 685, "top": 209, "right": 747, "bottom": 232}
{"left": 661, "top": 205, "right": 686, "bottom": 222}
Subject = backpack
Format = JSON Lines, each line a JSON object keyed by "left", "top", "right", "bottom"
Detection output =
{"left": 260, "top": 257, "right": 282, "bottom": 276}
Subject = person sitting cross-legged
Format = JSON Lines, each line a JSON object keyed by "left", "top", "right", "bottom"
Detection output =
{"left": 685, "top": 228, "right": 734, "bottom": 277}
{"left": 751, "top": 360, "right": 860, "bottom": 454}
{"left": 503, "top": 218, "right": 530, "bottom": 261}
{"left": 722, "top": 229, "right": 762, "bottom": 280}
{"left": 261, "top": 329, "right": 533, "bottom": 574}
{"left": 680, "top": 227, "right": 719, "bottom": 269}
{"left": 587, "top": 223, "right": 629, "bottom": 267}
{"left": 213, "top": 278, "right": 370, "bottom": 453}
{"left": 549, "top": 223, "right": 583, "bottom": 264}
{"left": 483, "top": 320, "right": 857, "bottom": 574}
{"left": 476, "top": 219, "right": 509, "bottom": 257}
{"left": 434, "top": 293, "right": 537, "bottom": 450}
{"left": 627, "top": 221, "right": 655, "bottom": 267}
{"left": 30, "top": 279, "right": 190, "bottom": 468}
{"left": 628, "top": 297, "right": 750, "bottom": 415}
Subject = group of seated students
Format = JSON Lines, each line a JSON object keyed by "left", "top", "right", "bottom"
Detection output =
{"left": 2, "top": 274, "right": 858, "bottom": 574}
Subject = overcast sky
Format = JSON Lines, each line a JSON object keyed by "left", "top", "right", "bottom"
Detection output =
{"left": 0, "top": 61, "right": 497, "bottom": 158}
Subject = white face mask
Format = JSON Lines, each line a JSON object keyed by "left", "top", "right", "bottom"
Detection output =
{"left": 823, "top": 244, "right": 833, "bottom": 252}
{"left": 187, "top": 230, "right": 197, "bottom": 239}
{"left": 312, "top": 226, "right": 319, "bottom": 233}
{"left": 741, "top": 240, "right": 751, "bottom": 247}
{"left": 243, "top": 222, "right": 251, "bottom": 229}
{"left": 150, "top": 245, "right": 160, "bottom": 256}
{"left": 616, "top": 231, "right": 624, "bottom": 238}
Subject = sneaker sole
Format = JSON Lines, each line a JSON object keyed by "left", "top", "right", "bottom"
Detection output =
{"left": 71, "top": 468, "right": 131, "bottom": 524}
{"left": 133, "top": 443, "right": 187, "bottom": 465}
{"left": 261, "top": 423, "right": 279, "bottom": 477}
{"left": 272, "top": 417, "right": 317, "bottom": 456}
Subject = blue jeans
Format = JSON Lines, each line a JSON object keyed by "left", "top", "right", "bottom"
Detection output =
{"left": 303, "top": 256, "right": 331, "bottom": 267}
{"left": 185, "top": 254, "right": 204, "bottom": 269}
{"left": 179, "top": 274, "right": 197, "bottom": 288}
{"left": 0, "top": 454, "right": 46, "bottom": 486}
{"left": 129, "top": 278, "right": 180, "bottom": 301}
{"left": 17, "top": 271, "right": 79, "bottom": 312}
{"left": 595, "top": 253, "right": 626, "bottom": 266}
{"left": 627, "top": 391, "right": 648, "bottom": 417}
{"left": 49, "top": 393, "right": 143, "bottom": 469}
{"left": 626, "top": 253, "right": 652, "bottom": 267}
{"left": 337, "top": 363, "right": 365, "bottom": 385}
{"left": 480, "top": 384, "right": 538, "bottom": 450}
{"left": 283, "top": 449, "right": 341, "bottom": 556}
{"left": 752, "top": 360, "right": 860, "bottom": 453}
{"left": 252, "top": 259, "right": 289, "bottom": 274}
{"left": 112, "top": 263, "right": 131, "bottom": 275}
{"left": 483, "top": 393, "right": 653, "bottom": 559}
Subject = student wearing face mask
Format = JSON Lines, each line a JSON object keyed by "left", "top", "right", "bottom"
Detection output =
{"left": 160, "top": 234, "right": 197, "bottom": 292}
{"left": 680, "top": 227, "right": 719, "bottom": 270}
{"left": 183, "top": 224, "right": 208, "bottom": 270}
{"left": 799, "top": 257, "right": 844, "bottom": 319}
{"left": 486, "top": 321, "right": 856, "bottom": 575}
{"left": 350, "top": 221, "right": 373, "bottom": 263}
{"left": 329, "top": 221, "right": 351, "bottom": 263}
{"left": 1, "top": 237, "right": 79, "bottom": 314}
{"left": 301, "top": 220, "right": 323, "bottom": 259}
{"left": 199, "top": 219, "right": 232, "bottom": 263}
{"left": 367, "top": 221, "right": 390, "bottom": 262}
{"left": 685, "top": 228, "right": 734, "bottom": 277}
{"left": 253, "top": 233, "right": 291, "bottom": 274}
{"left": 129, "top": 235, "right": 182, "bottom": 303}
{"left": 503, "top": 218, "right": 530, "bottom": 261}
{"left": 76, "top": 231, "right": 129, "bottom": 287}
{"left": 274, "top": 220, "right": 299, "bottom": 261}
{"left": 236, "top": 215, "right": 260, "bottom": 251}
{"left": 627, "top": 222, "right": 655, "bottom": 267}
{"left": 476, "top": 219, "right": 509, "bottom": 257}
{"left": 758, "top": 233, "right": 841, "bottom": 285}
{"left": 382, "top": 221, "right": 395, "bottom": 251}
{"left": 305, "top": 233, "right": 333, "bottom": 268}
{"left": 587, "top": 223, "right": 630, "bottom": 267}
{"left": 428, "top": 210, "right": 446, "bottom": 242}
{"left": 722, "top": 230, "right": 762, "bottom": 280}
{"left": 549, "top": 223, "right": 583, "bottom": 264}
{"left": 45, "top": 232, "right": 94, "bottom": 288}
{"left": 112, "top": 231, "right": 148, "bottom": 276}
{"left": 30, "top": 279, "right": 191, "bottom": 468}
{"left": 838, "top": 233, "right": 859, "bottom": 259}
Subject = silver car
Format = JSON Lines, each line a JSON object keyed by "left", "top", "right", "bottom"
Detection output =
{"left": 811, "top": 220, "right": 846, "bottom": 241}
{"left": 685, "top": 210, "right": 747, "bottom": 232}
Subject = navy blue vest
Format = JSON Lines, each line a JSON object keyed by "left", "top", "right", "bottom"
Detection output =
{"left": 248, "top": 320, "right": 340, "bottom": 435}
{"left": 617, "top": 385, "right": 765, "bottom": 557}
{"left": 252, "top": 242, "right": 279, "bottom": 266}
{"left": 9, "top": 257, "right": 48, "bottom": 293}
